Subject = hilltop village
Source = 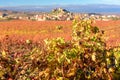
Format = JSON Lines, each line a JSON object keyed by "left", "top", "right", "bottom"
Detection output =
{"left": 0, "top": 8, "right": 120, "bottom": 21}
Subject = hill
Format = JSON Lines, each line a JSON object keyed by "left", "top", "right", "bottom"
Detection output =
{"left": 0, "top": 4, "right": 120, "bottom": 13}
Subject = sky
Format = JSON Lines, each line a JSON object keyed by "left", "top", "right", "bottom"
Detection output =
{"left": 0, "top": 0, "right": 120, "bottom": 6}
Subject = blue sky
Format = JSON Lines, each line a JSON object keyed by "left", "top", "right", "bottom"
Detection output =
{"left": 0, "top": 0, "right": 120, "bottom": 6}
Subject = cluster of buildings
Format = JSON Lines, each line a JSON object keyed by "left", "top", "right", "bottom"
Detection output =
{"left": 0, "top": 8, "right": 74, "bottom": 21}
{"left": 34, "top": 8, "right": 74, "bottom": 21}
{"left": 0, "top": 12, "right": 8, "bottom": 19}
{"left": 0, "top": 8, "right": 120, "bottom": 21}
{"left": 34, "top": 13, "right": 74, "bottom": 21}
{"left": 76, "top": 13, "right": 120, "bottom": 21}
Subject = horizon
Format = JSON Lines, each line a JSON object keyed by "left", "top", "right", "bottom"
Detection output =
{"left": 0, "top": 0, "right": 120, "bottom": 7}
{"left": 1, "top": 4, "right": 120, "bottom": 7}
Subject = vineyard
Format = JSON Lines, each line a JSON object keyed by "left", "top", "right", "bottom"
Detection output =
{"left": 0, "top": 20, "right": 120, "bottom": 46}
{"left": 0, "top": 19, "right": 120, "bottom": 79}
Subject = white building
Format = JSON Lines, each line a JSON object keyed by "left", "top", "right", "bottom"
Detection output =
{"left": 0, "top": 13, "right": 3, "bottom": 18}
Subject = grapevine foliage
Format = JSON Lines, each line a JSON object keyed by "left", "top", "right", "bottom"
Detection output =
{"left": 0, "top": 20, "right": 120, "bottom": 80}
